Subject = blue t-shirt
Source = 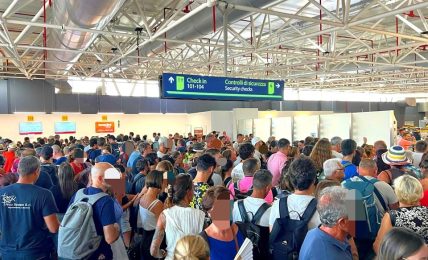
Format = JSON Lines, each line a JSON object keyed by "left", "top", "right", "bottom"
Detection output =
{"left": 127, "top": 151, "right": 141, "bottom": 168}
{"left": 131, "top": 155, "right": 143, "bottom": 176}
{"left": 110, "top": 143, "right": 120, "bottom": 159}
{"left": 54, "top": 156, "right": 67, "bottom": 166}
{"left": 87, "top": 149, "right": 102, "bottom": 163}
{"left": 69, "top": 187, "right": 116, "bottom": 260}
{"left": 0, "top": 184, "right": 58, "bottom": 257}
{"left": 299, "top": 228, "right": 352, "bottom": 260}
{"left": 207, "top": 230, "right": 245, "bottom": 260}
{"left": 34, "top": 171, "right": 53, "bottom": 190}
{"left": 341, "top": 160, "right": 358, "bottom": 180}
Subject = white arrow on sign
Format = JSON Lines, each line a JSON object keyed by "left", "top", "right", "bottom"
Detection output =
{"left": 169, "top": 76, "right": 174, "bottom": 84}
{"left": 276, "top": 83, "right": 280, "bottom": 88}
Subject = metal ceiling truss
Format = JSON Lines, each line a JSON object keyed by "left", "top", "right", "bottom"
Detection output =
{"left": 1, "top": 0, "right": 428, "bottom": 93}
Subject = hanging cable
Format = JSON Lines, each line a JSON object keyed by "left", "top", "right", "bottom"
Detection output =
{"left": 135, "top": 27, "right": 143, "bottom": 66}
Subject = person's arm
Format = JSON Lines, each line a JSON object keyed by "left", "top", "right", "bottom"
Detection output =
{"left": 348, "top": 237, "right": 359, "bottom": 260}
{"left": 377, "top": 171, "right": 390, "bottom": 184}
{"left": 103, "top": 223, "right": 120, "bottom": 244}
{"left": 373, "top": 212, "right": 393, "bottom": 254}
{"left": 44, "top": 214, "right": 60, "bottom": 233}
{"left": 150, "top": 212, "right": 167, "bottom": 258}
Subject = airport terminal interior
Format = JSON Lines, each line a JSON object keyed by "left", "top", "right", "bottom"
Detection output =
{"left": 1, "top": 0, "right": 428, "bottom": 259}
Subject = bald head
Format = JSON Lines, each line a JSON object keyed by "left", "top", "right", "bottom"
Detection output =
{"left": 91, "top": 162, "right": 114, "bottom": 188}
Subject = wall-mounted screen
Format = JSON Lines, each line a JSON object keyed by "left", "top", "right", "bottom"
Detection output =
{"left": 161, "top": 73, "right": 284, "bottom": 101}
{"left": 54, "top": 121, "right": 76, "bottom": 134}
{"left": 19, "top": 122, "right": 43, "bottom": 135}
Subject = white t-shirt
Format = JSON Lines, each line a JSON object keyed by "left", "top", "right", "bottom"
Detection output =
{"left": 232, "top": 163, "right": 244, "bottom": 181}
{"left": 269, "top": 194, "right": 320, "bottom": 229}
{"left": 412, "top": 152, "right": 424, "bottom": 167}
{"left": 232, "top": 197, "right": 271, "bottom": 227}
{"left": 332, "top": 150, "right": 343, "bottom": 159}
{"left": 254, "top": 150, "right": 262, "bottom": 165}
{"left": 211, "top": 173, "right": 223, "bottom": 186}
{"left": 157, "top": 151, "right": 166, "bottom": 159}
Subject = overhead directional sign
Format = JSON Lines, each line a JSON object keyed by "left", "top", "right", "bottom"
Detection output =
{"left": 160, "top": 73, "right": 284, "bottom": 101}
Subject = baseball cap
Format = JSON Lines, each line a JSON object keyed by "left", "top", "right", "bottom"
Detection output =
{"left": 251, "top": 137, "right": 262, "bottom": 146}
{"left": 8, "top": 143, "right": 17, "bottom": 149}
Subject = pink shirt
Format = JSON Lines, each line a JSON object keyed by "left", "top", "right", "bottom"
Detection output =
{"left": 228, "top": 176, "right": 274, "bottom": 204}
{"left": 267, "top": 151, "right": 288, "bottom": 186}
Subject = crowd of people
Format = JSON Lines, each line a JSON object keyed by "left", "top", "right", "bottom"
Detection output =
{"left": 0, "top": 129, "right": 427, "bottom": 260}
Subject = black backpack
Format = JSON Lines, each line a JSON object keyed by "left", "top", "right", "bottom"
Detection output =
{"left": 269, "top": 196, "right": 317, "bottom": 260}
{"left": 233, "top": 182, "right": 253, "bottom": 200}
{"left": 237, "top": 200, "right": 271, "bottom": 260}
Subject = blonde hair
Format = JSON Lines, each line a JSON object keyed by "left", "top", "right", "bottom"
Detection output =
{"left": 174, "top": 235, "right": 210, "bottom": 260}
{"left": 394, "top": 175, "right": 423, "bottom": 205}
{"left": 156, "top": 160, "right": 174, "bottom": 172}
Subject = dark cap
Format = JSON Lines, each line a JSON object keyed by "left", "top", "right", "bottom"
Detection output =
{"left": 40, "top": 145, "right": 53, "bottom": 159}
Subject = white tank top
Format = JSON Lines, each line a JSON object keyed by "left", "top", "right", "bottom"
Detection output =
{"left": 163, "top": 206, "right": 205, "bottom": 260}
{"left": 139, "top": 199, "right": 160, "bottom": 231}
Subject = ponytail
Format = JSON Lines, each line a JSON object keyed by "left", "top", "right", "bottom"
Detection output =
{"left": 164, "top": 184, "right": 174, "bottom": 209}
{"left": 164, "top": 174, "right": 192, "bottom": 208}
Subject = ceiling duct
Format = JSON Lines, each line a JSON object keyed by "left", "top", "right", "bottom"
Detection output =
{"left": 124, "top": 0, "right": 279, "bottom": 62}
{"left": 47, "top": 0, "right": 126, "bottom": 75}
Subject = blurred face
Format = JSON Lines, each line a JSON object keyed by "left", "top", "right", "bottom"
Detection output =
{"left": 210, "top": 198, "right": 231, "bottom": 230}
{"left": 237, "top": 135, "right": 244, "bottom": 143}
{"left": 404, "top": 134, "right": 412, "bottom": 141}
{"left": 333, "top": 167, "right": 345, "bottom": 181}
{"left": 298, "top": 142, "right": 305, "bottom": 150}
{"left": 144, "top": 146, "right": 153, "bottom": 154}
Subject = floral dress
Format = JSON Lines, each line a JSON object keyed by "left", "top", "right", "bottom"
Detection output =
{"left": 190, "top": 182, "right": 210, "bottom": 210}
{"left": 390, "top": 206, "right": 428, "bottom": 243}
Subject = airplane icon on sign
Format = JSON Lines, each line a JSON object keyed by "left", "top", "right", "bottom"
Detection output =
{"left": 169, "top": 77, "right": 174, "bottom": 84}
{"left": 276, "top": 83, "right": 280, "bottom": 88}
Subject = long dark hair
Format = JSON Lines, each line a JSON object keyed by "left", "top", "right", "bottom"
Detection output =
{"left": 58, "top": 162, "right": 78, "bottom": 200}
{"left": 165, "top": 174, "right": 192, "bottom": 208}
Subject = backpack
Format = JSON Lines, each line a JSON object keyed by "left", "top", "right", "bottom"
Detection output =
{"left": 233, "top": 181, "right": 253, "bottom": 200}
{"left": 342, "top": 175, "right": 385, "bottom": 240}
{"left": 237, "top": 200, "right": 271, "bottom": 260}
{"left": 383, "top": 167, "right": 418, "bottom": 185}
{"left": 58, "top": 189, "right": 108, "bottom": 259}
{"left": 269, "top": 196, "right": 317, "bottom": 260}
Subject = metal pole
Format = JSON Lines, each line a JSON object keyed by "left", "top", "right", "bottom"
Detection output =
{"left": 223, "top": 7, "right": 228, "bottom": 76}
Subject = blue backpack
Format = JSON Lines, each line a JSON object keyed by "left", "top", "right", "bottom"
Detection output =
{"left": 342, "top": 176, "right": 386, "bottom": 240}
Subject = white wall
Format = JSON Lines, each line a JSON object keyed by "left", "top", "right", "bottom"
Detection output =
{"left": 186, "top": 112, "right": 212, "bottom": 135}
{"left": 319, "top": 113, "right": 351, "bottom": 140}
{"left": 1, "top": 113, "right": 189, "bottom": 141}
{"left": 352, "top": 111, "right": 395, "bottom": 146}
{"left": 233, "top": 108, "right": 258, "bottom": 141}
{"left": 293, "top": 115, "right": 320, "bottom": 142}
{"left": 272, "top": 117, "right": 293, "bottom": 141}
{"left": 258, "top": 110, "right": 333, "bottom": 119}
{"left": 253, "top": 118, "right": 271, "bottom": 142}
{"left": 210, "top": 111, "right": 234, "bottom": 137}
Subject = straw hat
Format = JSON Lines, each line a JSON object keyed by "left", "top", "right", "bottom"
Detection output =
{"left": 381, "top": 145, "right": 411, "bottom": 166}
